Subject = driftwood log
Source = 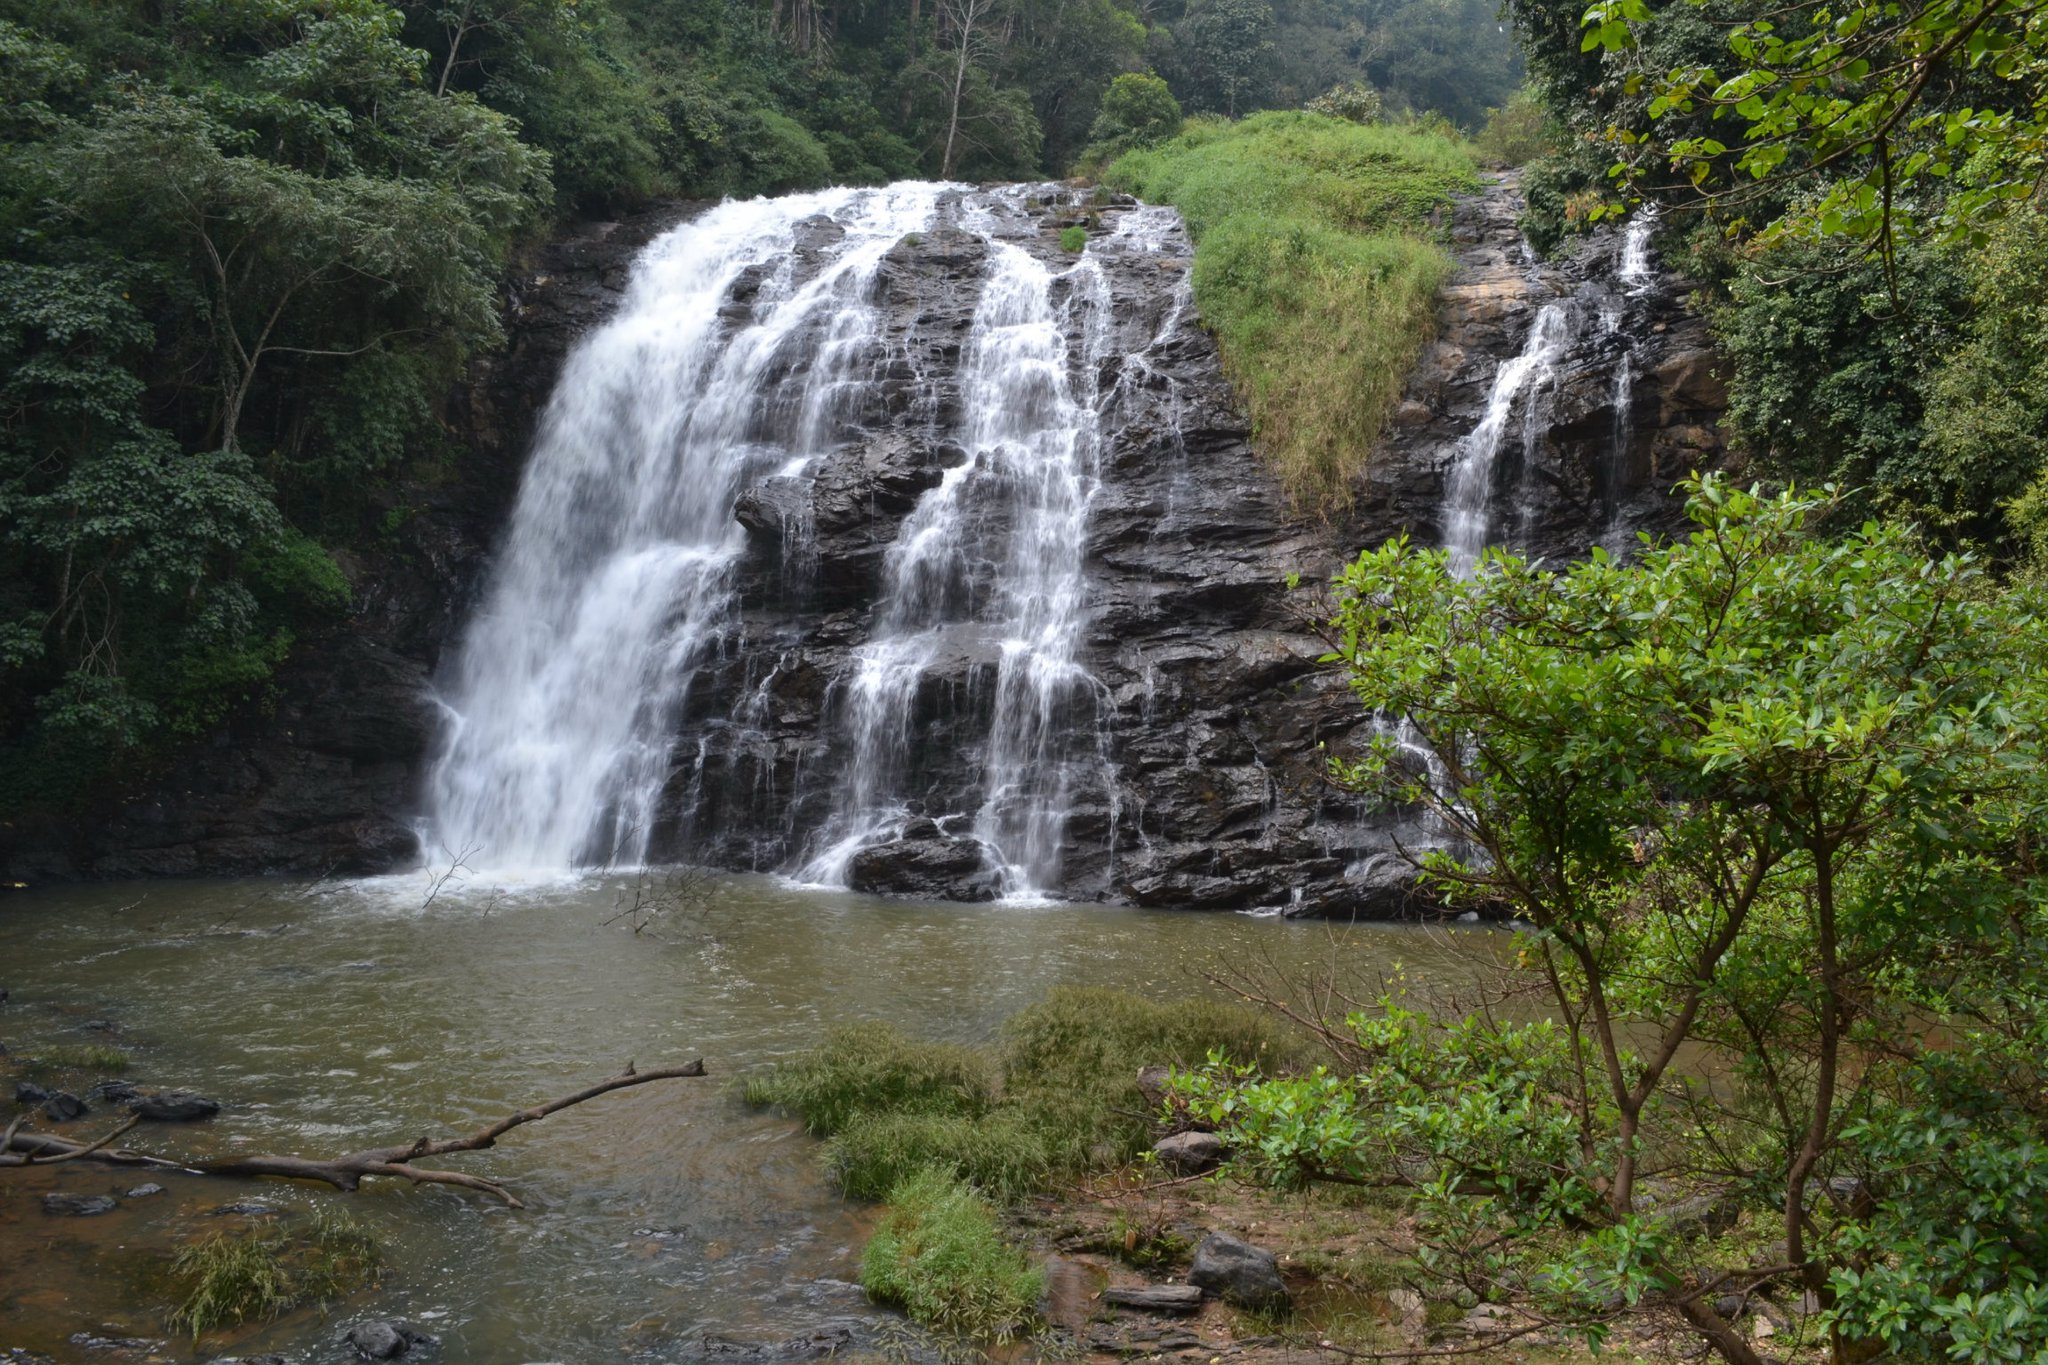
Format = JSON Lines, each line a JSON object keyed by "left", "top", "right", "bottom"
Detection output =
{"left": 2, "top": 1060, "right": 705, "bottom": 1208}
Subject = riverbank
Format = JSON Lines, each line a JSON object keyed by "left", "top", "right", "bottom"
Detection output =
{"left": 0, "top": 873, "right": 1486, "bottom": 1362}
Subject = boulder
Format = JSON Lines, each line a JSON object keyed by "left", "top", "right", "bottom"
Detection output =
{"left": 126, "top": 1183, "right": 167, "bottom": 1198}
{"left": 129, "top": 1089, "right": 221, "bottom": 1122}
{"left": 41, "top": 1091, "right": 87, "bottom": 1122}
{"left": 1187, "top": 1231, "right": 1290, "bottom": 1310}
{"left": 847, "top": 835, "right": 1002, "bottom": 901}
{"left": 1153, "top": 1131, "right": 1224, "bottom": 1175}
{"left": 346, "top": 1321, "right": 439, "bottom": 1360}
{"left": 42, "top": 1193, "right": 118, "bottom": 1217}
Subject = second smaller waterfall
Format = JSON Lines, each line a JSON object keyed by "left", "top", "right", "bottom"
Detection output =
{"left": 1441, "top": 302, "right": 1573, "bottom": 575}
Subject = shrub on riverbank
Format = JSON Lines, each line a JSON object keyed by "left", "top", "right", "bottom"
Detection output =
{"left": 1102, "top": 112, "right": 1477, "bottom": 515}
{"left": 830, "top": 1110, "right": 1052, "bottom": 1203}
{"left": 746, "top": 987, "right": 1306, "bottom": 1201}
{"left": 859, "top": 1167, "right": 1043, "bottom": 1342}
{"left": 741, "top": 1022, "right": 995, "bottom": 1136}
{"left": 1001, "top": 986, "right": 1305, "bottom": 1170}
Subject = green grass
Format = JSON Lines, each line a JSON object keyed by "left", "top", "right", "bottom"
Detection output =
{"left": 828, "top": 1109, "right": 1052, "bottom": 1203}
{"left": 1059, "top": 225, "right": 1088, "bottom": 253}
{"left": 25, "top": 1043, "right": 131, "bottom": 1073}
{"left": 1104, "top": 110, "right": 1479, "bottom": 515}
{"left": 859, "top": 1167, "right": 1044, "bottom": 1342}
{"left": 745, "top": 987, "right": 1308, "bottom": 1202}
{"left": 747, "top": 990, "right": 1310, "bottom": 1346}
{"left": 1000, "top": 986, "right": 1308, "bottom": 1171}
{"left": 168, "top": 1209, "right": 381, "bottom": 1340}
{"left": 740, "top": 1021, "right": 995, "bottom": 1137}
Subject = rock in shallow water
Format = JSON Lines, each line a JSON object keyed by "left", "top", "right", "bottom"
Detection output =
{"left": 846, "top": 835, "right": 1002, "bottom": 901}
{"left": 1187, "top": 1231, "right": 1289, "bottom": 1310}
{"left": 346, "top": 1321, "right": 439, "bottom": 1359}
{"left": 42, "top": 1193, "right": 118, "bottom": 1217}
{"left": 128, "top": 1089, "right": 220, "bottom": 1121}
{"left": 40, "top": 1091, "right": 87, "bottom": 1122}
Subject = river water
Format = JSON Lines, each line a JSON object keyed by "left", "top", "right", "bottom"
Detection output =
{"left": 0, "top": 876, "right": 1490, "bottom": 1362}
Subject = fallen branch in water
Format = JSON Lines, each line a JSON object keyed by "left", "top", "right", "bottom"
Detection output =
{"left": 2, "top": 1060, "right": 706, "bottom": 1207}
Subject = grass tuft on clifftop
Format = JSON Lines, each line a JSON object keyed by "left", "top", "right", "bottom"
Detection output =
{"left": 1103, "top": 112, "right": 1478, "bottom": 516}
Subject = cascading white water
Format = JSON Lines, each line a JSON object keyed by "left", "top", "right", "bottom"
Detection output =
{"left": 1618, "top": 209, "right": 1656, "bottom": 292}
{"left": 1440, "top": 302, "right": 1573, "bottom": 576}
{"left": 424, "top": 185, "right": 943, "bottom": 874}
{"left": 1602, "top": 211, "right": 1656, "bottom": 534}
{"left": 800, "top": 201, "right": 1115, "bottom": 897}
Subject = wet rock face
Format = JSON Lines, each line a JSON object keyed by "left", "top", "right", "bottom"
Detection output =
{"left": 15, "top": 176, "right": 1725, "bottom": 914}
{"left": 1362, "top": 171, "right": 1728, "bottom": 563}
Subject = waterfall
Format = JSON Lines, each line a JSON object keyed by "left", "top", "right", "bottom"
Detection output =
{"left": 1603, "top": 211, "right": 1656, "bottom": 532}
{"left": 1618, "top": 209, "right": 1656, "bottom": 291}
{"left": 428, "top": 183, "right": 1142, "bottom": 891}
{"left": 1440, "top": 302, "right": 1573, "bottom": 576}
{"left": 798, "top": 203, "right": 1114, "bottom": 898}
{"left": 424, "top": 185, "right": 944, "bottom": 873}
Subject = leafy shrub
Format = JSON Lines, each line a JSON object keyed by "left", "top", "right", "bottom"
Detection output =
{"left": 1058, "top": 225, "right": 1087, "bottom": 253}
{"left": 1084, "top": 71, "right": 1183, "bottom": 158}
{"left": 169, "top": 1209, "right": 380, "bottom": 1340}
{"left": 829, "top": 1109, "right": 1051, "bottom": 1203}
{"left": 860, "top": 1167, "right": 1043, "bottom": 1341}
{"left": 733, "top": 107, "right": 835, "bottom": 196}
{"left": 1306, "top": 81, "right": 1383, "bottom": 124}
{"left": 1474, "top": 89, "right": 1558, "bottom": 166}
{"left": 242, "top": 527, "right": 351, "bottom": 619}
{"left": 741, "top": 1021, "right": 995, "bottom": 1137}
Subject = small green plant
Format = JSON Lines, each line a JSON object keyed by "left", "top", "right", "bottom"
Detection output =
{"left": 860, "top": 1167, "right": 1043, "bottom": 1341}
{"left": 168, "top": 1209, "right": 381, "bottom": 1340}
{"left": 28, "top": 1043, "right": 131, "bottom": 1073}
{"left": 1105, "top": 1211, "right": 1189, "bottom": 1269}
{"left": 902, "top": 232, "right": 924, "bottom": 248}
{"left": 1305, "top": 80, "right": 1383, "bottom": 124}
{"left": 741, "top": 1021, "right": 995, "bottom": 1136}
{"left": 1059, "top": 225, "right": 1087, "bottom": 253}
{"left": 829, "top": 1109, "right": 1051, "bottom": 1203}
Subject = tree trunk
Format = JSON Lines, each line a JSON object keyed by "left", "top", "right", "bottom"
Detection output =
{"left": 941, "top": 0, "right": 977, "bottom": 178}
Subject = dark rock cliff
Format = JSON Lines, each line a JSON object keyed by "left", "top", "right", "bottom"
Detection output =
{"left": 4, "top": 174, "right": 1726, "bottom": 911}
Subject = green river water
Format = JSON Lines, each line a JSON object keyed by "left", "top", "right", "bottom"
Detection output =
{"left": 0, "top": 873, "right": 1489, "bottom": 1363}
